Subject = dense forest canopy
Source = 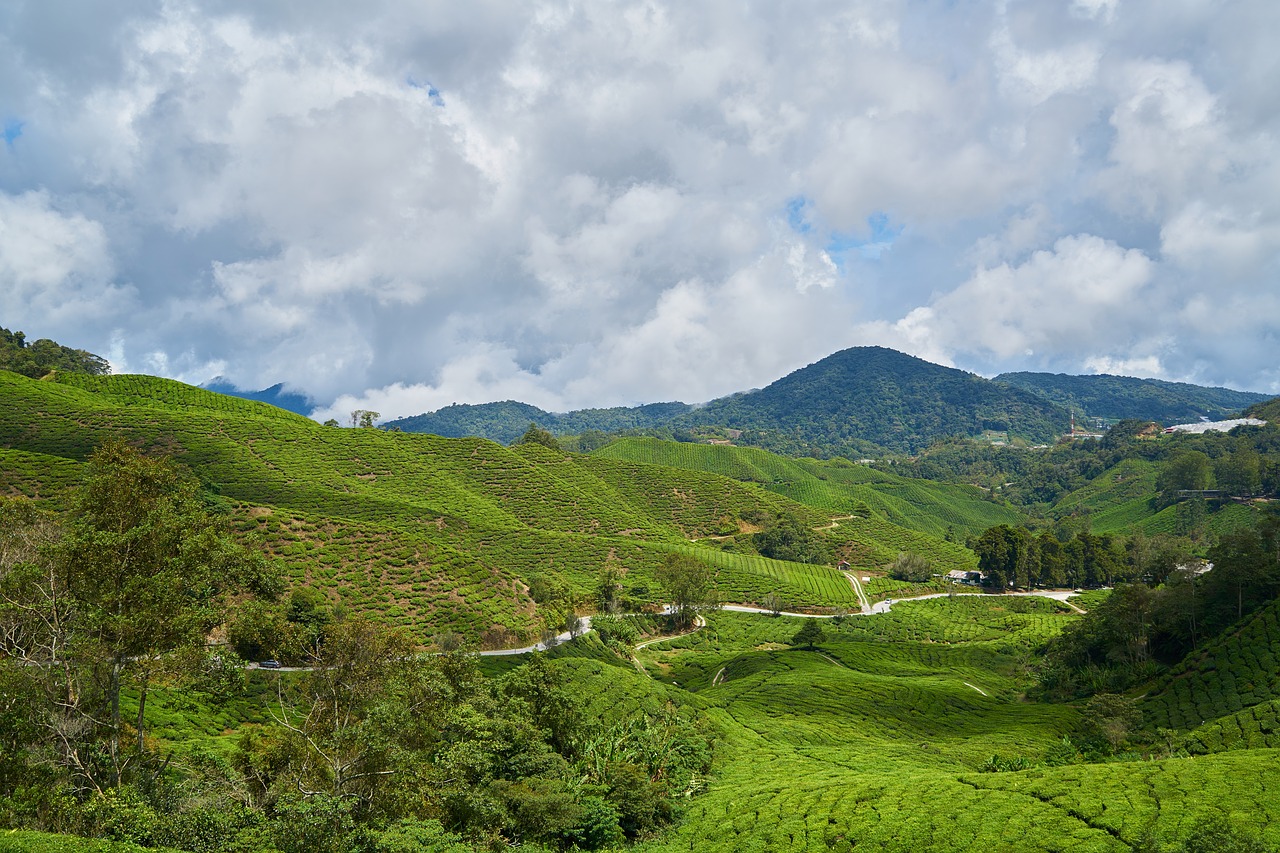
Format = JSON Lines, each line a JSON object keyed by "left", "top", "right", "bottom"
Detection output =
{"left": 0, "top": 327, "right": 109, "bottom": 379}
{"left": 995, "top": 371, "right": 1270, "bottom": 424}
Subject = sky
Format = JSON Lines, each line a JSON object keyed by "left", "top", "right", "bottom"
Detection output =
{"left": 2, "top": 0, "right": 1279, "bottom": 422}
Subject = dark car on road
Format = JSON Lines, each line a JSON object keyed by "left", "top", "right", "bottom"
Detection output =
{"left": 258, "top": 659, "right": 282, "bottom": 669}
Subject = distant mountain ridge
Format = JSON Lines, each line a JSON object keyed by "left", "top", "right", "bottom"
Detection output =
{"left": 202, "top": 377, "right": 314, "bottom": 416}
{"left": 382, "top": 346, "right": 1271, "bottom": 456}
{"left": 994, "top": 371, "right": 1269, "bottom": 424}
{"left": 671, "top": 346, "right": 1067, "bottom": 454}
{"left": 387, "top": 346, "right": 1070, "bottom": 454}
{"left": 389, "top": 400, "right": 693, "bottom": 445}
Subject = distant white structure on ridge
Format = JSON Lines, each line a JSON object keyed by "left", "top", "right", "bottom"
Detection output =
{"left": 1162, "top": 418, "right": 1266, "bottom": 435}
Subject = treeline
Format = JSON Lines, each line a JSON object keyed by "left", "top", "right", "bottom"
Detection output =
{"left": 0, "top": 443, "right": 712, "bottom": 852}
{"left": 1038, "top": 519, "right": 1280, "bottom": 700}
{"left": 971, "top": 524, "right": 1184, "bottom": 590}
{"left": 0, "top": 326, "right": 110, "bottom": 379}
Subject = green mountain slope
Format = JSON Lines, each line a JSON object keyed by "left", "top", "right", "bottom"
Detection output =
{"left": 996, "top": 371, "right": 1270, "bottom": 424}
{"left": 1140, "top": 596, "right": 1280, "bottom": 732}
{"left": 385, "top": 346, "right": 1070, "bottom": 454}
{"left": 591, "top": 436, "right": 1025, "bottom": 540}
{"left": 676, "top": 346, "right": 1069, "bottom": 454}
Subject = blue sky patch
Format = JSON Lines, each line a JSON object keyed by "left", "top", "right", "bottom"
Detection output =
{"left": 3, "top": 118, "right": 24, "bottom": 146}
{"left": 828, "top": 212, "right": 904, "bottom": 264}
{"left": 785, "top": 196, "right": 813, "bottom": 234}
{"left": 406, "top": 77, "right": 445, "bottom": 107}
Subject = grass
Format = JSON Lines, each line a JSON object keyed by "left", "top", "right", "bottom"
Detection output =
{"left": 0, "top": 832, "right": 182, "bottom": 853}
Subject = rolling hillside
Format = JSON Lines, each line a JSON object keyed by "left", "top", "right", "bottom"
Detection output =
{"left": 5, "top": 365, "right": 1280, "bottom": 852}
{"left": 0, "top": 369, "right": 968, "bottom": 643}
{"left": 624, "top": 603, "right": 1280, "bottom": 852}
{"left": 590, "top": 437, "right": 1025, "bottom": 540}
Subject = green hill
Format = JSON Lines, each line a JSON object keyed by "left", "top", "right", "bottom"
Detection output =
{"left": 676, "top": 346, "right": 1068, "bottom": 455}
{"left": 590, "top": 436, "right": 1025, "bottom": 541}
{"left": 385, "top": 346, "right": 1070, "bottom": 455}
{"left": 385, "top": 399, "right": 692, "bottom": 443}
{"left": 1140, "top": 596, "right": 1280, "bottom": 732}
{"left": 996, "top": 371, "right": 1270, "bottom": 424}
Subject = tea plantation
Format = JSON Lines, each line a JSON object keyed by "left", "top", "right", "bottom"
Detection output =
{"left": 626, "top": 604, "right": 1280, "bottom": 852}
{"left": 0, "top": 371, "right": 963, "bottom": 643}
{"left": 4, "top": 368, "right": 1280, "bottom": 852}
{"left": 591, "top": 437, "right": 1026, "bottom": 540}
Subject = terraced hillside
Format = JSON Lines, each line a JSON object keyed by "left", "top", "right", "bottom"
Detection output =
{"left": 0, "top": 370, "right": 967, "bottom": 642}
{"left": 1140, "top": 596, "right": 1280, "bottom": 733}
{"left": 1051, "top": 456, "right": 1266, "bottom": 537}
{"left": 618, "top": 601, "right": 1280, "bottom": 852}
{"left": 591, "top": 437, "right": 1025, "bottom": 540}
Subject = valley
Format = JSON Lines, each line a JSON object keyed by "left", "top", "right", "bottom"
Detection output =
{"left": 1, "top": 361, "right": 1279, "bottom": 852}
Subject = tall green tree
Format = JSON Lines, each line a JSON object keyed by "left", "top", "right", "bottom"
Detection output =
{"left": 0, "top": 439, "right": 277, "bottom": 792}
{"left": 656, "top": 554, "right": 717, "bottom": 628}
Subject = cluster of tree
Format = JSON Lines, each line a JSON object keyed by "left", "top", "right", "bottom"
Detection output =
{"left": 0, "top": 326, "right": 110, "bottom": 379}
{"left": 1038, "top": 519, "right": 1280, "bottom": 700}
{"left": 0, "top": 440, "right": 278, "bottom": 797}
{"left": 655, "top": 554, "right": 718, "bottom": 628}
{"left": 970, "top": 525, "right": 1179, "bottom": 590}
{"left": 217, "top": 628, "right": 711, "bottom": 853}
{"left": 887, "top": 551, "right": 933, "bottom": 582}
{"left": 0, "top": 441, "right": 715, "bottom": 852}
{"left": 751, "top": 513, "right": 830, "bottom": 565}
{"left": 1156, "top": 447, "right": 1266, "bottom": 504}
{"left": 515, "top": 422, "right": 561, "bottom": 450}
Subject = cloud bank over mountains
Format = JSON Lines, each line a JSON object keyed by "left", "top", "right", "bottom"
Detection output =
{"left": 2, "top": 0, "right": 1278, "bottom": 421}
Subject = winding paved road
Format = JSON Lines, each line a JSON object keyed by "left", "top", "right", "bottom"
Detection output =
{"left": 249, "top": 589, "right": 1093, "bottom": 670}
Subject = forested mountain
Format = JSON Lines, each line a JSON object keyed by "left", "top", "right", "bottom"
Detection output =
{"left": 388, "top": 347, "right": 1071, "bottom": 455}
{"left": 995, "top": 371, "right": 1270, "bottom": 424}
{"left": 674, "top": 346, "right": 1068, "bottom": 455}
{"left": 386, "top": 400, "right": 692, "bottom": 444}
{"left": 0, "top": 326, "right": 109, "bottom": 379}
